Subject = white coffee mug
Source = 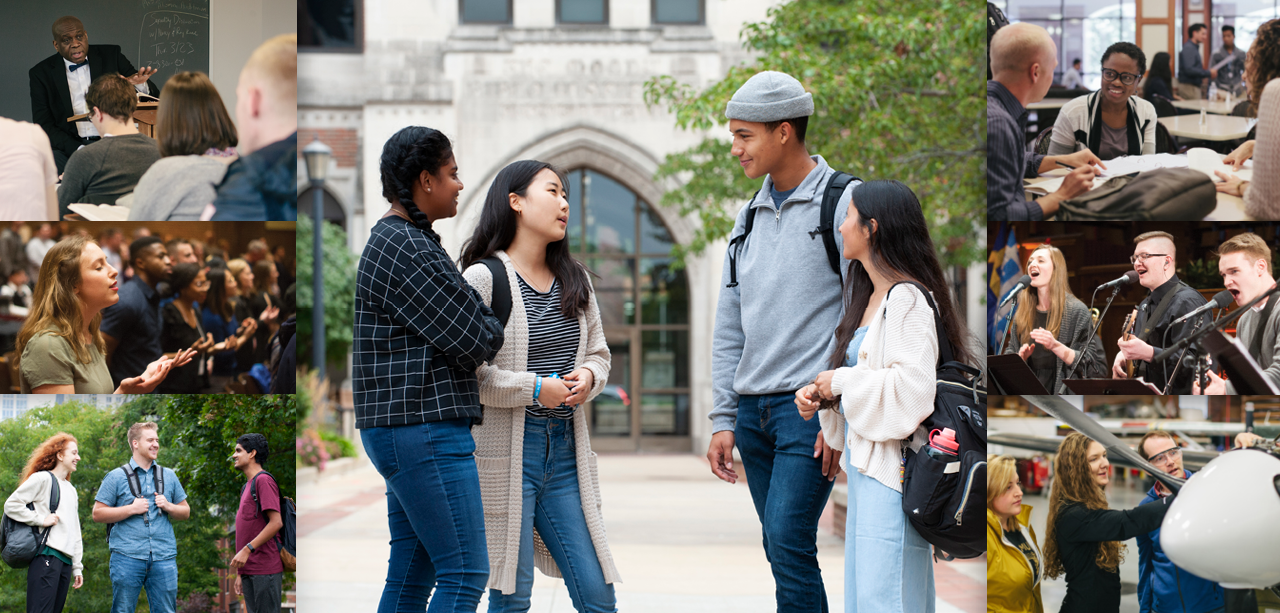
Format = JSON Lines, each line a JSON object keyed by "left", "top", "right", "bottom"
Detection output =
{"left": 1186, "top": 147, "right": 1219, "bottom": 178}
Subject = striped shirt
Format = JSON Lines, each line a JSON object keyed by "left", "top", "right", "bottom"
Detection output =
{"left": 519, "top": 275, "right": 580, "bottom": 419}
{"left": 987, "top": 80, "right": 1046, "bottom": 221}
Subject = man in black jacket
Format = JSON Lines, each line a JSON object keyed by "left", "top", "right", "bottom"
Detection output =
{"left": 28, "top": 16, "right": 158, "bottom": 173}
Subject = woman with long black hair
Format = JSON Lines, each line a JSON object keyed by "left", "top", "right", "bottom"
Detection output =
{"left": 1144, "top": 51, "right": 1181, "bottom": 102}
{"left": 459, "top": 160, "right": 618, "bottom": 613}
{"left": 353, "top": 126, "right": 505, "bottom": 613}
{"left": 794, "top": 180, "right": 976, "bottom": 613}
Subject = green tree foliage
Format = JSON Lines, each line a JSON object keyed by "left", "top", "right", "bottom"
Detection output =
{"left": 644, "top": 0, "right": 985, "bottom": 269}
{"left": 0, "top": 396, "right": 295, "bottom": 611}
{"left": 297, "top": 213, "right": 358, "bottom": 369}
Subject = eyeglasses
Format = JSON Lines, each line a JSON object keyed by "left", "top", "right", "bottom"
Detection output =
{"left": 1148, "top": 447, "right": 1182, "bottom": 465}
{"left": 1101, "top": 68, "right": 1142, "bottom": 85}
{"left": 1130, "top": 253, "right": 1169, "bottom": 264}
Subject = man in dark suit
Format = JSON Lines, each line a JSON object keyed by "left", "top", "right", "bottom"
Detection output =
{"left": 29, "top": 16, "right": 158, "bottom": 173}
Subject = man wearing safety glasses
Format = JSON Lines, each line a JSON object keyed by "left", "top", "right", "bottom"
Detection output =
{"left": 1135, "top": 431, "right": 1226, "bottom": 613}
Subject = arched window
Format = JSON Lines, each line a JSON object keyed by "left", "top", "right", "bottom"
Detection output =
{"left": 565, "top": 168, "right": 690, "bottom": 449}
{"left": 298, "top": 186, "right": 348, "bottom": 229}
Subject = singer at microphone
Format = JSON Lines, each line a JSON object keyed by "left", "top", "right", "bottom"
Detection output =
{"left": 1112, "top": 232, "right": 1211, "bottom": 394}
{"left": 1194, "top": 233, "right": 1280, "bottom": 395}
{"left": 1000, "top": 245, "right": 1106, "bottom": 392}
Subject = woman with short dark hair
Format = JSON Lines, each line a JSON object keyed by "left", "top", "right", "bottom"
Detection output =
{"left": 1048, "top": 42, "right": 1159, "bottom": 158}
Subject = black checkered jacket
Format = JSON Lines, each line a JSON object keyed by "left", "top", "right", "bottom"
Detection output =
{"left": 352, "top": 216, "right": 504, "bottom": 429}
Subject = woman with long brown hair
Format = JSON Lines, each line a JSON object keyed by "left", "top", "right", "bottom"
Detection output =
{"left": 1043, "top": 432, "right": 1174, "bottom": 613}
{"left": 16, "top": 235, "right": 194, "bottom": 394}
{"left": 1001, "top": 244, "right": 1106, "bottom": 393}
{"left": 1213, "top": 18, "right": 1280, "bottom": 215}
{"left": 201, "top": 266, "right": 257, "bottom": 391}
{"left": 3, "top": 433, "right": 84, "bottom": 613}
{"left": 128, "top": 71, "right": 239, "bottom": 220}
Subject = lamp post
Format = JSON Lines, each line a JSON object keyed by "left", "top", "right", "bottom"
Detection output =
{"left": 303, "top": 137, "right": 332, "bottom": 381}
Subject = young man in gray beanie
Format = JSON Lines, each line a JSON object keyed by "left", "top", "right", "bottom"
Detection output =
{"left": 707, "top": 70, "right": 857, "bottom": 612}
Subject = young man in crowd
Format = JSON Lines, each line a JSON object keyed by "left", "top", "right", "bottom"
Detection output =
{"left": 92, "top": 422, "right": 190, "bottom": 613}
{"left": 231, "top": 433, "right": 285, "bottom": 613}
{"left": 100, "top": 236, "right": 171, "bottom": 387}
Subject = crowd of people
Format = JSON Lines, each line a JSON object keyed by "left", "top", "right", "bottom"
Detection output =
{"left": 987, "top": 18, "right": 1279, "bottom": 220}
{"left": 3, "top": 425, "right": 286, "bottom": 613}
{"left": 0, "top": 223, "right": 295, "bottom": 395}
{"left": 353, "top": 70, "right": 980, "bottom": 612}
{"left": 0, "top": 16, "right": 297, "bottom": 221}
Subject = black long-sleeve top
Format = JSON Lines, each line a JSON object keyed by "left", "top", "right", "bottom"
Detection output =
{"left": 1054, "top": 496, "right": 1173, "bottom": 613}
{"left": 1132, "top": 275, "right": 1210, "bottom": 394}
{"left": 352, "top": 215, "right": 505, "bottom": 429}
{"left": 1002, "top": 295, "right": 1107, "bottom": 393}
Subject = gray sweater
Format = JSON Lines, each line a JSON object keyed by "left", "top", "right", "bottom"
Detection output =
{"left": 1001, "top": 295, "right": 1106, "bottom": 393}
{"left": 57, "top": 133, "right": 160, "bottom": 215}
{"left": 710, "top": 155, "right": 857, "bottom": 433}
{"left": 1225, "top": 295, "right": 1280, "bottom": 394}
{"left": 127, "top": 155, "right": 232, "bottom": 220}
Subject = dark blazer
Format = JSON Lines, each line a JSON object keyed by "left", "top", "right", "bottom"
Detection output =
{"left": 28, "top": 44, "right": 159, "bottom": 158}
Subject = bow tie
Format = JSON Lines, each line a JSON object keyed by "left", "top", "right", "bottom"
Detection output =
{"left": 69, "top": 61, "right": 88, "bottom": 72}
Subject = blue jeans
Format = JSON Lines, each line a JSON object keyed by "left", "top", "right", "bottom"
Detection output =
{"left": 488, "top": 416, "right": 616, "bottom": 613}
{"left": 109, "top": 552, "right": 177, "bottom": 613}
{"left": 735, "top": 392, "right": 835, "bottom": 613}
{"left": 362, "top": 419, "right": 489, "bottom": 613}
{"left": 843, "top": 448, "right": 935, "bottom": 613}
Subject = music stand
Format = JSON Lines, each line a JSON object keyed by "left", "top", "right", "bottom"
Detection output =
{"left": 987, "top": 354, "right": 1051, "bottom": 394}
{"left": 1062, "top": 379, "right": 1160, "bottom": 395}
{"left": 1201, "top": 330, "right": 1278, "bottom": 394}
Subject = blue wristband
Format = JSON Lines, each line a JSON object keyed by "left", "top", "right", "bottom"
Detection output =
{"left": 534, "top": 376, "right": 542, "bottom": 404}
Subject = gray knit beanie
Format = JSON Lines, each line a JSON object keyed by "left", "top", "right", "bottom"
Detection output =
{"left": 724, "top": 71, "right": 814, "bottom": 122}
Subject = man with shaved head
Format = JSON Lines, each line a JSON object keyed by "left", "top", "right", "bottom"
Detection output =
{"left": 1111, "top": 231, "right": 1209, "bottom": 394}
{"left": 29, "top": 16, "right": 159, "bottom": 174}
{"left": 211, "top": 34, "right": 298, "bottom": 221}
{"left": 988, "top": 22, "right": 1105, "bottom": 221}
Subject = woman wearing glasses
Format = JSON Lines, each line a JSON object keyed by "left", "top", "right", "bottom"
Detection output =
{"left": 1047, "top": 42, "right": 1159, "bottom": 159}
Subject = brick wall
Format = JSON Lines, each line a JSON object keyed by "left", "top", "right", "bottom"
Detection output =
{"left": 298, "top": 128, "right": 358, "bottom": 168}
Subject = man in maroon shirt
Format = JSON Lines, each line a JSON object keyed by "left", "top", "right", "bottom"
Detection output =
{"left": 230, "top": 433, "right": 284, "bottom": 613}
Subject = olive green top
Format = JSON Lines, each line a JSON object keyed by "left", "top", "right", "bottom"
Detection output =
{"left": 20, "top": 331, "right": 114, "bottom": 394}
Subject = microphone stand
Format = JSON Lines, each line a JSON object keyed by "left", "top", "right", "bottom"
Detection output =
{"left": 1152, "top": 281, "right": 1280, "bottom": 364}
{"left": 1057, "top": 282, "right": 1125, "bottom": 393}
{"left": 998, "top": 292, "right": 1020, "bottom": 356}
{"left": 1162, "top": 316, "right": 1206, "bottom": 394}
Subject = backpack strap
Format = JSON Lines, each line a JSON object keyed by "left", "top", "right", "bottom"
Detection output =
{"left": 480, "top": 256, "right": 511, "bottom": 327}
{"left": 46, "top": 471, "right": 59, "bottom": 513}
{"left": 154, "top": 463, "right": 166, "bottom": 516}
{"left": 885, "top": 281, "right": 954, "bottom": 366}
{"left": 123, "top": 463, "right": 141, "bottom": 498}
{"left": 815, "top": 171, "right": 857, "bottom": 277}
{"left": 725, "top": 191, "right": 760, "bottom": 288}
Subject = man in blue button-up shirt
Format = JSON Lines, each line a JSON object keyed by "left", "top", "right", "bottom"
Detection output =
{"left": 92, "top": 422, "right": 190, "bottom": 613}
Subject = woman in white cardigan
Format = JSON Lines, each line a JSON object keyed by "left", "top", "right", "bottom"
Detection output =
{"left": 795, "top": 181, "right": 975, "bottom": 613}
{"left": 1047, "top": 42, "right": 1159, "bottom": 159}
{"left": 460, "top": 160, "right": 619, "bottom": 613}
{"left": 4, "top": 432, "right": 85, "bottom": 613}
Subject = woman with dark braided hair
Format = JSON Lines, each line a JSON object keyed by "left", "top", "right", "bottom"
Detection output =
{"left": 353, "top": 126, "right": 506, "bottom": 613}
{"left": 1042, "top": 432, "right": 1174, "bottom": 613}
{"left": 1214, "top": 18, "right": 1280, "bottom": 214}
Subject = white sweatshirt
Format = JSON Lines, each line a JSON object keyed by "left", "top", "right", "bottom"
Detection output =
{"left": 4, "top": 471, "right": 83, "bottom": 576}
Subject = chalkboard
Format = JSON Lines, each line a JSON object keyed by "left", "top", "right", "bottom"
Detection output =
{"left": 0, "top": 0, "right": 210, "bottom": 125}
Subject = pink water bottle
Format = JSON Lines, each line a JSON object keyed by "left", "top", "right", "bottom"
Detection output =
{"left": 926, "top": 428, "right": 960, "bottom": 461}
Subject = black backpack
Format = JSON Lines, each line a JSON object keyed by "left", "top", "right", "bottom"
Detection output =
{"left": 104, "top": 463, "right": 164, "bottom": 545}
{"left": 888, "top": 282, "right": 988, "bottom": 560}
{"left": 0, "top": 471, "right": 59, "bottom": 569}
{"left": 725, "top": 171, "right": 858, "bottom": 287}
{"left": 479, "top": 256, "right": 513, "bottom": 327}
{"left": 987, "top": 3, "right": 1010, "bottom": 80}
{"left": 244, "top": 470, "right": 296, "bottom": 572}
{"left": 1055, "top": 168, "right": 1216, "bottom": 220}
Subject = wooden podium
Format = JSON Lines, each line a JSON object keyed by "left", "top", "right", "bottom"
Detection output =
{"left": 67, "top": 101, "right": 159, "bottom": 137}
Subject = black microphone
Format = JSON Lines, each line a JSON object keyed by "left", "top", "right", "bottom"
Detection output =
{"left": 998, "top": 275, "right": 1032, "bottom": 308}
{"left": 1171, "top": 290, "right": 1233, "bottom": 325}
{"left": 1099, "top": 270, "right": 1140, "bottom": 290}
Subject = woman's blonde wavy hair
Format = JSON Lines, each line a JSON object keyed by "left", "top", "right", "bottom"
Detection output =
{"left": 16, "top": 235, "right": 106, "bottom": 364}
{"left": 1043, "top": 432, "right": 1124, "bottom": 579}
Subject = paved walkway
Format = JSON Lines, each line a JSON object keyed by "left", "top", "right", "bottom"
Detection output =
{"left": 299, "top": 453, "right": 986, "bottom": 612}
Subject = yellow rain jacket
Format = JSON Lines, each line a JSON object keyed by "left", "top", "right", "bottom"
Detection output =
{"left": 987, "top": 505, "right": 1044, "bottom": 613}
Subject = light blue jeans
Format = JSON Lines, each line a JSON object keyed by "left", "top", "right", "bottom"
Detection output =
{"left": 487, "top": 415, "right": 615, "bottom": 613}
{"left": 109, "top": 551, "right": 177, "bottom": 613}
{"left": 843, "top": 447, "right": 935, "bottom": 613}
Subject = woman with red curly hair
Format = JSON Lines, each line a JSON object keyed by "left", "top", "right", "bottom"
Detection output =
{"left": 3, "top": 432, "right": 85, "bottom": 613}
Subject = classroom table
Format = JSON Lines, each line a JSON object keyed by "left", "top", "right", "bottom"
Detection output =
{"left": 1171, "top": 98, "right": 1240, "bottom": 115}
{"left": 1158, "top": 115, "right": 1256, "bottom": 141}
{"left": 1027, "top": 98, "right": 1073, "bottom": 110}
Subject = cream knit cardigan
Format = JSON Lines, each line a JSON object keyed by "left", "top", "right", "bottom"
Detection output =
{"left": 818, "top": 283, "right": 939, "bottom": 493}
{"left": 4, "top": 471, "right": 83, "bottom": 576}
{"left": 462, "top": 251, "right": 620, "bottom": 595}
